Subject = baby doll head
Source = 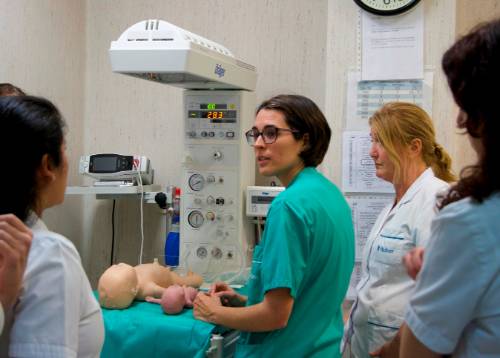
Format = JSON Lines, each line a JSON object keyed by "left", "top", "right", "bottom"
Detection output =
{"left": 150, "top": 284, "right": 199, "bottom": 314}
{"left": 98, "top": 263, "right": 138, "bottom": 309}
{"left": 161, "top": 285, "right": 185, "bottom": 314}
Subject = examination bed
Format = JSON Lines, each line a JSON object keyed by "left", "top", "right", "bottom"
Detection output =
{"left": 99, "top": 299, "right": 239, "bottom": 358}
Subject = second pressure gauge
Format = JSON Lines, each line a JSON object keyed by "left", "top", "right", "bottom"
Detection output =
{"left": 188, "top": 210, "right": 204, "bottom": 228}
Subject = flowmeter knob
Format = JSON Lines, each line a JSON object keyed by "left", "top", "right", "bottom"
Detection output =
{"left": 213, "top": 151, "right": 223, "bottom": 161}
{"left": 196, "top": 246, "right": 208, "bottom": 258}
{"left": 211, "top": 247, "right": 223, "bottom": 259}
{"left": 206, "top": 211, "right": 215, "bottom": 221}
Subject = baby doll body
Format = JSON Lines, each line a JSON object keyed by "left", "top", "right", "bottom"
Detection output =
{"left": 135, "top": 260, "right": 203, "bottom": 300}
{"left": 98, "top": 259, "right": 203, "bottom": 309}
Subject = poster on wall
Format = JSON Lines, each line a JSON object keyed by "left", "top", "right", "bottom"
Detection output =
{"left": 345, "top": 193, "right": 394, "bottom": 261}
{"left": 342, "top": 131, "right": 394, "bottom": 193}
{"left": 345, "top": 70, "right": 433, "bottom": 131}
{"left": 344, "top": 194, "right": 394, "bottom": 300}
{"left": 361, "top": 3, "right": 424, "bottom": 81}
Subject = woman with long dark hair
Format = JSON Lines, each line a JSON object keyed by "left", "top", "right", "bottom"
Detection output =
{"left": 0, "top": 96, "right": 104, "bottom": 357}
{"left": 0, "top": 85, "right": 32, "bottom": 336}
{"left": 401, "top": 18, "right": 500, "bottom": 357}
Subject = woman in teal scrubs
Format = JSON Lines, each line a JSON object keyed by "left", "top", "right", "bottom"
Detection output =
{"left": 194, "top": 94, "right": 355, "bottom": 357}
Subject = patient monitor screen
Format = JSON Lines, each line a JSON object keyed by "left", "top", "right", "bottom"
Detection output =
{"left": 92, "top": 156, "right": 118, "bottom": 172}
{"left": 252, "top": 195, "right": 275, "bottom": 204}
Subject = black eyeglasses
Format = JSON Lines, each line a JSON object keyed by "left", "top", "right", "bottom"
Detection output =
{"left": 245, "top": 125, "right": 300, "bottom": 145}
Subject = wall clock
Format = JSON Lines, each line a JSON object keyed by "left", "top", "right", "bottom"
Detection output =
{"left": 353, "top": 0, "right": 421, "bottom": 16}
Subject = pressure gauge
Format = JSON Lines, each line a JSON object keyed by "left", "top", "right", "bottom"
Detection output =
{"left": 188, "top": 173, "right": 205, "bottom": 191}
{"left": 188, "top": 210, "right": 204, "bottom": 228}
{"left": 353, "top": 0, "right": 420, "bottom": 16}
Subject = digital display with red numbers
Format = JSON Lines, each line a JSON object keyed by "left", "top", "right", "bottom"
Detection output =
{"left": 200, "top": 110, "right": 236, "bottom": 119}
{"left": 203, "top": 111, "right": 224, "bottom": 119}
{"left": 187, "top": 110, "right": 237, "bottom": 123}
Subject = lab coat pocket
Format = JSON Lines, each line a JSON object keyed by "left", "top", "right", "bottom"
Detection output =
{"left": 367, "top": 308, "right": 404, "bottom": 353}
{"left": 372, "top": 231, "right": 412, "bottom": 266}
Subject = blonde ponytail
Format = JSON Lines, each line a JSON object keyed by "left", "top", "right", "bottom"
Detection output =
{"left": 370, "top": 102, "right": 456, "bottom": 184}
{"left": 430, "top": 143, "right": 456, "bottom": 183}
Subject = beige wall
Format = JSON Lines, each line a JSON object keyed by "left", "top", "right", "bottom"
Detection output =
{"left": 1, "top": 0, "right": 495, "bottom": 287}
{"left": 457, "top": 0, "right": 500, "bottom": 36}
{"left": 454, "top": 1, "right": 500, "bottom": 171}
{"left": 0, "top": 1, "right": 86, "bottom": 252}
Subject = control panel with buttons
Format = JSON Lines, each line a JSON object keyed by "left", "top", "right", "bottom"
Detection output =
{"left": 180, "top": 91, "right": 255, "bottom": 280}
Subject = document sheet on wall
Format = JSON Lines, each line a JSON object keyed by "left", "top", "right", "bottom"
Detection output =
{"left": 361, "top": 4, "right": 423, "bottom": 80}
{"left": 345, "top": 194, "right": 393, "bottom": 299}
{"left": 345, "top": 71, "right": 433, "bottom": 131}
{"left": 342, "top": 131, "right": 394, "bottom": 193}
{"left": 346, "top": 194, "right": 394, "bottom": 261}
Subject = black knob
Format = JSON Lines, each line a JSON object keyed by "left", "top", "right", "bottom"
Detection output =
{"left": 154, "top": 192, "right": 167, "bottom": 209}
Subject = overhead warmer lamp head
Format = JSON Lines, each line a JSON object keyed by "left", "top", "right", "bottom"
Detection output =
{"left": 109, "top": 19, "right": 257, "bottom": 91}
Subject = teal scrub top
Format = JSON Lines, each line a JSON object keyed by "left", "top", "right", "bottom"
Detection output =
{"left": 237, "top": 167, "right": 355, "bottom": 357}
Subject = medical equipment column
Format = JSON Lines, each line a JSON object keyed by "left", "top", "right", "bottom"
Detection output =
{"left": 180, "top": 90, "right": 255, "bottom": 281}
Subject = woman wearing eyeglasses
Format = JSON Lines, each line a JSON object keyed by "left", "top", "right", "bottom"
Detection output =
{"left": 194, "top": 94, "right": 355, "bottom": 357}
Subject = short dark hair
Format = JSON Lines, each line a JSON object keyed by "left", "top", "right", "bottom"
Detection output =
{"left": 440, "top": 18, "right": 500, "bottom": 208}
{"left": 256, "top": 94, "right": 331, "bottom": 167}
{"left": 0, "top": 96, "right": 66, "bottom": 221}
{"left": 0, "top": 83, "right": 26, "bottom": 96}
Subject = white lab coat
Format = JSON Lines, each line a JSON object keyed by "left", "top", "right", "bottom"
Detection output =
{"left": 343, "top": 168, "right": 448, "bottom": 357}
{"left": 0, "top": 215, "right": 104, "bottom": 358}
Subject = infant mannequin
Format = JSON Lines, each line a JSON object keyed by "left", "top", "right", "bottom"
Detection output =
{"left": 98, "top": 259, "right": 203, "bottom": 309}
{"left": 97, "top": 263, "right": 138, "bottom": 309}
{"left": 146, "top": 284, "right": 198, "bottom": 314}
